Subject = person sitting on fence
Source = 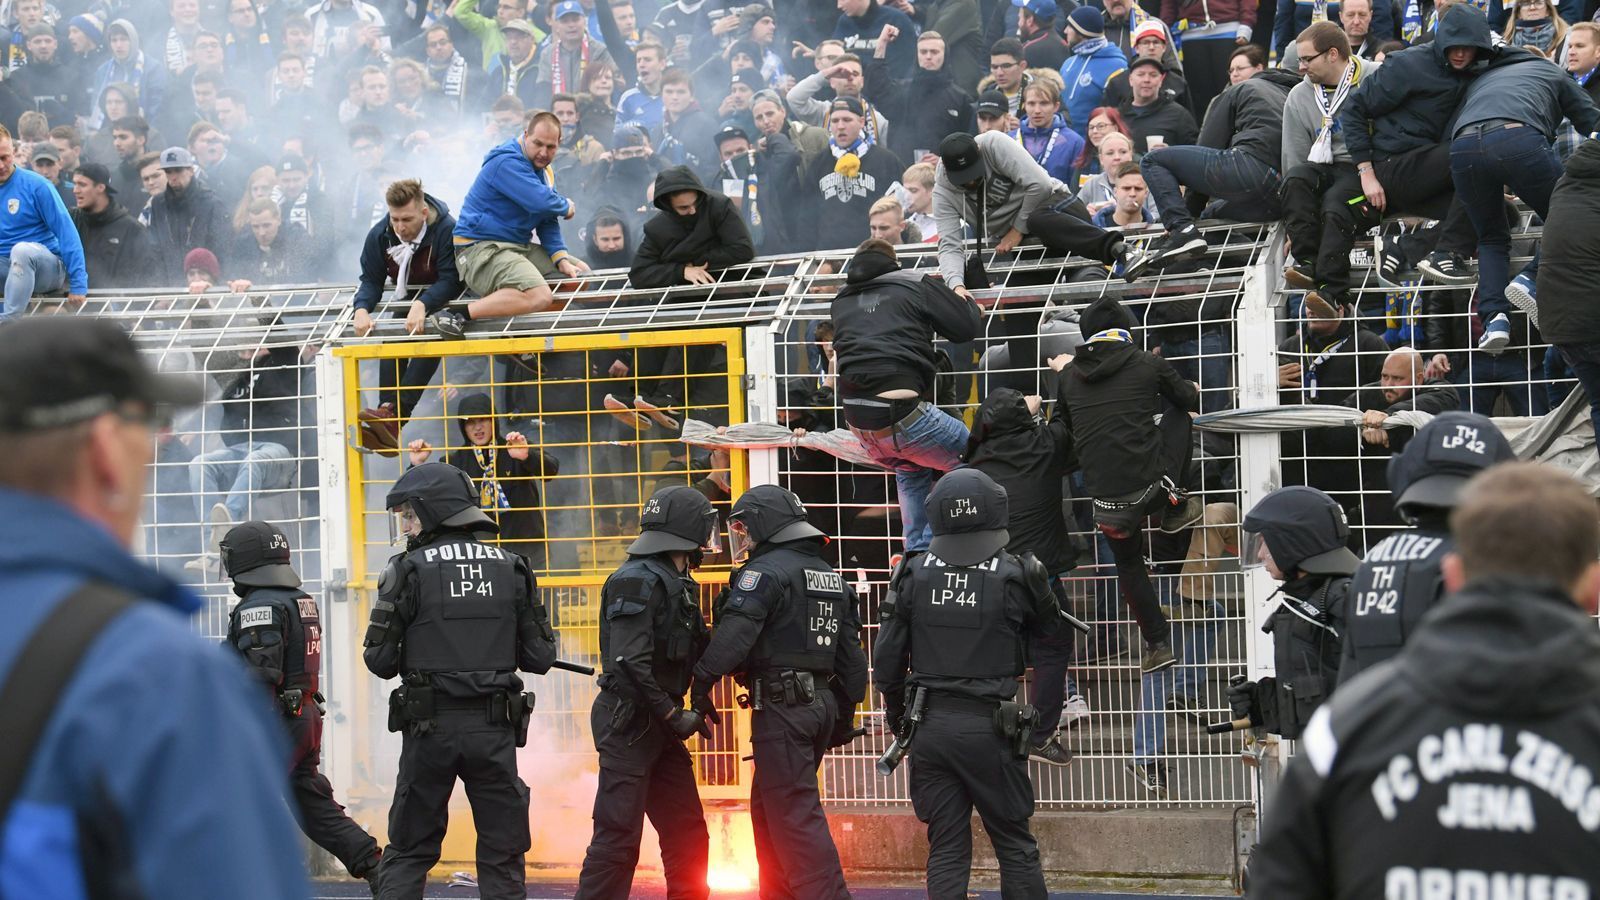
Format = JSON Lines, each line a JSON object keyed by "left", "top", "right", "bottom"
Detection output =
{"left": 351, "top": 178, "right": 463, "bottom": 456}
{"left": 431, "top": 110, "right": 590, "bottom": 340}
{"left": 0, "top": 123, "right": 88, "bottom": 318}
{"left": 628, "top": 165, "right": 754, "bottom": 289}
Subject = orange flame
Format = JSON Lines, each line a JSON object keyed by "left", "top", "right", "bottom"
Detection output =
{"left": 706, "top": 808, "right": 758, "bottom": 894}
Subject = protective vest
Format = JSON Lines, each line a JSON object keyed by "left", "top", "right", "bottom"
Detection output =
{"left": 1266, "top": 575, "right": 1350, "bottom": 740}
{"left": 600, "top": 555, "right": 705, "bottom": 698}
{"left": 743, "top": 545, "right": 845, "bottom": 675}
{"left": 228, "top": 585, "right": 321, "bottom": 692}
{"left": 904, "top": 551, "right": 1026, "bottom": 679}
{"left": 400, "top": 534, "right": 522, "bottom": 676}
{"left": 1345, "top": 528, "right": 1451, "bottom": 678}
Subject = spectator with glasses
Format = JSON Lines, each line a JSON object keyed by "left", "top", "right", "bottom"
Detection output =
{"left": 1503, "top": 0, "right": 1568, "bottom": 58}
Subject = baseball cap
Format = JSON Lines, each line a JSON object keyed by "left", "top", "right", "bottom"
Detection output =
{"left": 77, "top": 161, "right": 115, "bottom": 195}
{"left": 714, "top": 124, "right": 750, "bottom": 147}
{"left": 552, "top": 0, "right": 584, "bottom": 18}
{"left": 1128, "top": 55, "right": 1166, "bottom": 74}
{"left": 938, "top": 131, "right": 987, "bottom": 185}
{"left": 277, "top": 154, "right": 308, "bottom": 173}
{"left": 220, "top": 521, "right": 302, "bottom": 589}
{"left": 830, "top": 96, "right": 866, "bottom": 118}
{"left": 1133, "top": 19, "right": 1170, "bottom": 44}
{"left": 731, "top": 68, "right": 764, "bottom": 91}
{"left": 501, "top": 17, "right": 537, "bottom": 35}
{"left": 974, "top": 88, "right": 1007, "bottom": 118}
{"left": 1067, "top": 5, "right": 1105, "bottom": 38}
{"left": 24, "top": 23, "right": 53, "bottom": 40}
{"left": 159, "top": 146, "right": 197, "bottom": 170}
{"left": 0, "top": 318, "right": 202, "bottom": 433}
{"left": 1388, "top": 411, "right": 1516, "bottom": 513}
{"left": 1012, "top": 0, "right": 1059, "bottom": 18}
{"left": 927, "top": 468, "right": 1011, "bottom": 567}
{"left": 30, "top": 144, "right": 59, "bottom": 164}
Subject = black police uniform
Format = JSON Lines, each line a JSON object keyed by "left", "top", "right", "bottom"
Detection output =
{"left": 1233, "top": 487, "right": 1359, "bottom": 740}
{"left": 575, "top": 486, "right": 716, "bottom": 900}
{"left": 1336, "top": 412, "right": 1515, "bottom": 689}
{"left": 873, "top": 469, "right": 1060, "bottom": 900}
{"left": 691, "top": 486, "right": 868, "bottom": 900}
{"left": 223, "top": 522, "right": 381, "bottom": 884}
{"left": 1246, "top": 577, "right": 1600, "bottom": 899}
{"left": 362, "top": 463, "right": 557, "bottom": 900}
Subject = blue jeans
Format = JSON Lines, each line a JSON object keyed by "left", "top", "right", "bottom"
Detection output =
{"left": 1162, "top": 329, "right": 1234, "bottom": 414}
{"left": 850, "top": 401, "right": 969, "bottom": 552}
{"left": 1132, "top": 597, "right": 1221, "bottom": 765}
{"left": 1460, "top": 349, "right": 1548, "bottom": 417}
{"left": 1141, "top": 146, "right": 1282, "bottom": 232}
{"left": 189, "top": 441, "right": 296, "bottom": 521}
{"left": 1450, "top": 124, "right": 1562, "bottom": 324}
{"left": 1557, "top": 342, "right": 1600, "bottom": 463}
{"left": 0, "top": 241, "right": 66, "bottom": 318}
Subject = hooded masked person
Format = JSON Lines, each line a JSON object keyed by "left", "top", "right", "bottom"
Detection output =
{"left": 963, "top": 386, "right": 1084, "bottom": 765}
{"left": 404, "top": 393, "right": 560, "bottom": 573}
{"left": 584, "top": 123, "right": 667, "bottom": 232}
{"left": 627, "top": 164, "right": 754, "bottom": 288}
{"left": 583, "top": 205, "right": 635, "bottom": 270}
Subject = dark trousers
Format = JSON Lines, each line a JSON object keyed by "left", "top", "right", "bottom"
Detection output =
{"left": 286, "top": 711, "right": 380, "bottom": 878}
{"left": 909, "top": 709, "right": 1046, "bottom": 900}
{"left": 1558, "top": 341, "right": 1600, "bottom": 463}
{"left": 575, "top": 691, "right": 710, "bottom": 900}
{"left": 1370, "top": 141, "right": 1478, "bottom": 257}
{"left": 1141, "top": 146, "right": 1282, "bottom": 231}
{"left": 1280, "top": 162, "right": 1373, "bottom": 296}
{"left": 378, "top": 713, "right": 530, "bottom": 900}
{"left": 749, "top": 694, "right": 849, "bottom": 900}
{"left": 1450, "top": 123, "right": 1563, "bottom": 323}
{"left": 1027, "top": 579, "right": 1075, "bottom": 742}
{"left": 376, "top": 355, "right": 442, "bottom": 419}
{"left": 1180, "top": 37, "right": 1235, "bottom": 117}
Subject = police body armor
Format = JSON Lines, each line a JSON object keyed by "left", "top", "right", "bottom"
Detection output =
{"left": 904, "top": 551, "right": 1026, "bottom": 679}
{"left": 600, "top": 555, "right": 707, "bottom": 700}
{"left": 1344, "top": 527, "right": 1451, "bottom": 677}
{"left": 1265, "top": 575, "right": 1351, "bottom": 739}
{"left": 741, "top": 546, "right": 845, "bottom": 676}
{"left": 399, "top": 533, "right": 523, "bottom": 676}
{"left": 229, "top": 585, "right": 322, "bottom": 693}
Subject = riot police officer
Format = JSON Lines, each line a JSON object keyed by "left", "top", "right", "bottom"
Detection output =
{"left": 575, "top": 485, "right": 718, "bottom": 900}
{"left": 222, "top": 521, "right": 382, "bottom": 893}
{"left": 689, "top": 486, "right": 868, "bottom": 900}
{"left": 873, "top": 468, "right": 1061, "bottom": 900}
{"left": 1336, "top": 411, "right": 1514, "bottom": 688}
{"left": 1228, "top": 486, "right": 1359, "bottom": 740}
{"left": 363, "top": 462, "right": 557, "bottom": 900}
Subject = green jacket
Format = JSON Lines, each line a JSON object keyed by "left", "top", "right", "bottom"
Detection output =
{"left": 453, "top": 0, "right": 546, "bottom": 69}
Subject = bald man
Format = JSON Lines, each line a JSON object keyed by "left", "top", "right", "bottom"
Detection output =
{"left": 1343, "top": 348, "right": 1461, "bottom": 449}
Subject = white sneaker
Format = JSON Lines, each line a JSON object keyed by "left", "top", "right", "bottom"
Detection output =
{"left": 208, "top": 503, "right": 233, "bottom": 555}
{"left": 1062, "top": 694, "right": 1090, "bottom": 728}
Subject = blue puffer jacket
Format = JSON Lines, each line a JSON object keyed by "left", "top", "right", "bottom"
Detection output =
{"left": 1060, "top": 41, "right": 1128, "bottom": 140}
{"left": 1011, "top": 113, "right": 1087, "bottom": 184}
{"left": 0, "top": 489, "right": 308, "bottom": 899}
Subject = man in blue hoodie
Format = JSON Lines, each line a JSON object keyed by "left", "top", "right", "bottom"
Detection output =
{"left": 1058, "top": 6, "right": 1128, "bottom": 140}
{"left": 0, "top": 317, "right": 309, "bottom": 899}
{"left": 432, "top": 109, "right": 590, "bottom": 339}
{"left": 0, "top": 125, "right": 88, "bottom": 319}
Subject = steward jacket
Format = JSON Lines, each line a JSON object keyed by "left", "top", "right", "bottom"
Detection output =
{"left": 629, "top": 166, "right": 755, "bottom": 288}
{"left": 1055, "top": 337, "right": 1198, "bottom": 498}
{"left": 352, "top": 193, "right": 463, "bottom": 314}
{"left": 1247, "top": 578, "right": 1600, "bottom": 899}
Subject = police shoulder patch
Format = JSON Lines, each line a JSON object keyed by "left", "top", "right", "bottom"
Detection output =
{"left": 738, "top": 570, "right": 763, "bottom": 591}
{"left": 238, "top": 606, "right": 275, "bottom": 629}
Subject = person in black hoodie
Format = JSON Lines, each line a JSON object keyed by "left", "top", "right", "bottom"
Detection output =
{"left": 405, "top": 393, "right": 561, "bottom": 573}
{"left": 147, "top": 147, "right": 230, "bottom": 286}
{"left": 583, "top": 206, "right": 635, "bottom": 271}
{"left": 1246, "top": 462, "right": 1600, "bottom": 900}
{"left": 963, "top": 386, "right": 1084, "bottom": 766}
{"left": 1055, "top": 296, "right": 1200, "bottom": 674}
{"left": 830, "top": 238, "right": 981, "bottom": 555}
{"left": 1128, "top": 66, "right": 1301, "bottom": 275}
{"left": 862, "top": 26, "right": 974, "bottom": 168}
{"left": 351, "top": 179, "right": 464, "bottom": 457}
{"left": 628, "top": 165, "right": 755, "bottom": 288}
{"left": 12, "top": 24, "right": 76, "bottom": 125}
{"left": 70, "top": 161, "right": 156, "bottom": 289}
{"left": 1535, "top": 136, "right": 1600, "bottom": 460}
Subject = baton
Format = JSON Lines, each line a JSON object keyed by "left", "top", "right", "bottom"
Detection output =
{"left": 551, "top": 659, "right": 597, "bottom": 677}
{"left": 1207, "top": 674, "right": 1252, "bottom": 733}
{"left": 1059, "top": 608, "right": 1092, "bottom": 635}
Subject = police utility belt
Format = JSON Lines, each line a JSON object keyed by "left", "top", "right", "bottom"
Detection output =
{"left": 924, "top": 689, "right": 1039, "bottom": 760}
{"left": 743, "top": 670, "right": 819, "bottom": 710}
{"left": 278, "top": 687, "right": 325, "bottom": 718}
{"left": 387, "top": 674, "right": 537, "bottom": 746}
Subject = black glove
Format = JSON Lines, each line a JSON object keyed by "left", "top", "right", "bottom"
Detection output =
{"left": 883, "top": 701, "right": 908, "bottom": 741}
{"left": 1227, "top": 678, "right": 1263, "bottom": 727}
{"left": 690, "top": 679, "right": 721, "bottom": 725}
{"left": 666, "top": 708, "right": 712, "bottom": 741}
{"left": 827, "top": 709, "right": 862, "bottom": 748}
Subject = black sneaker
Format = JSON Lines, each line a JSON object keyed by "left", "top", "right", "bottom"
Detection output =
{"left": 1029, "top": 736, "right": 1074, "bottom": 767}
{"left": 1418, "top": 251, "right": 1477, "bottom": 286}
{"left": 1141, "top": 639, "right": 1177, "bottom": 674}
{"left": 1154, "top": 225, "right": 1208, "bottom": 263}
{"left": 1120, "top": 241, "right": 1158, "bottom": 280}
{"left": 427, "top": 309, "right": 468, "bottom": 339}
{"left": 1125, "top": 760, "right": 1170, "bottom": 798}
{"left": 1159, "top": 494, "right": 1203, "bottom": 533}
{"left": 1283, "top": 261, "right": 1316, "bottom": 289}
{"left": 1373, "top": 232, "right": 1406, "bottom": 288}
{"left": 1166, "top": 694, "right": 1207, "bottom": 725}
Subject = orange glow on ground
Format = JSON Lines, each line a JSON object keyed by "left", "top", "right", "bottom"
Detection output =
{"left": 705, "top": 807, "right": 758, "bottom": 894}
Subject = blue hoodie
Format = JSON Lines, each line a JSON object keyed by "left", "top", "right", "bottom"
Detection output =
{"left": 1060, "top": 41, "right": 1128, "bottom": 140}
{"left": 0, "top": 168, "right": 89, "bottom": 294}
{"left": 455, "top": 138, "right": 573, "bottom": 263}
{"left": 1012, "top": 113, "right": 1086, "bottom": 184}
{"left": 0, "top": 490, "right": 308, "bottom": 899}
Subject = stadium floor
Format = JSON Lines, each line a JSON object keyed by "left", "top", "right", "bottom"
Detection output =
{"left": 312, "top": 884, "right": 1233, "bottom": 899}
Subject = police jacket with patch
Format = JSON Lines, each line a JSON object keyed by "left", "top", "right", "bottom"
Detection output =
{"left": 362, "top": 527, "right": 556, "bottom": 699}
{"left": 227, "top": 585, "right": 321, "bottom": 696}
{"left": 872, "top": 548, "right": 1060, "bottom": 707}
{"left": 1247, "top": 578, "right": 1600, "bottom": 900}
{"left": 693, "top": 539, "right": 868, "bottom": 706}
{"left": 1259, "top": 573, "right": 1350, "bottom": 740}
{"left": 598, "top": 552, "right": 709, "bottom": 721}
{"left": 1334, "top": 519, "right": 1451, "bottom": 691}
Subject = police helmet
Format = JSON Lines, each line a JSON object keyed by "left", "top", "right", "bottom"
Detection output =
{"left": 1387, "top": 411, "right": 1515, "bottom": 519}
{"left": 385, "top": 462, "right": 498, "bottom": 535}
{"left": 729, "top": 485, "right": 825, "bottom": 559}
{"left": 1242, "top": 486, "right": 1359, "bottom": 577}
{"left": 220, "top": 520, "right": 302, "bottom": 589}
{"left": 926, "top": 467, "right": 1010, "bottom": 567}
{"left": 628, "top": 485, "right": 720, "bottom": 555}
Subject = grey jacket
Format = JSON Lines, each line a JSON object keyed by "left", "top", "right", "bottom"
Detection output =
{"left": 784, "top": 72, "right": 891, "bottom": 138}
{"left": 1281, "top": 58, "right": 1382, "bottom": 174}
{"left": 934, "top": 131, "right": 1071, "bottom": 290}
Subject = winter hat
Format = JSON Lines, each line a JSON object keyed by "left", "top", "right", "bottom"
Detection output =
{"left": 184, "top": 248, "right": 221, "bottom": 282}
{"left": 1132, "top": 19, "right": 1169, "bottom": 45}
{"left": 70, "top": 13, "right": 105, "bottom": 46}
{"left": 1067, "top": 6, "right": 1105, "bottom": 38}
{"left": 1079, "top": 296, "right": 1138, "bottom": 338}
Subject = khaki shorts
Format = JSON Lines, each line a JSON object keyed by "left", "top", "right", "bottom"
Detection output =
{"left": 457, "top": 240, "right": 556, "bottom": 297}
